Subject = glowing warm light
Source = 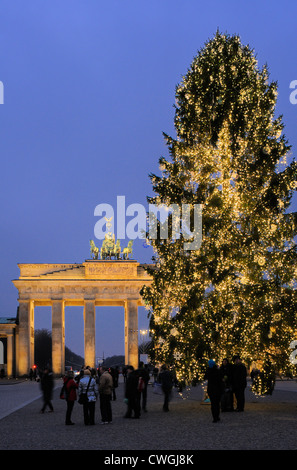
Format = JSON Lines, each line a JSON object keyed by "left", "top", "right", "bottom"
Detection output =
{"left": 141, "top": 31, "right": 297, "bottom": 395}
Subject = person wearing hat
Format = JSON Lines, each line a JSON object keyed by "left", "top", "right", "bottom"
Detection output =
{"left": 78, "top": 368, "right": 98, "bottom": 425}
{"left": 204, "top": 360, "right": 224, "bottom": 423}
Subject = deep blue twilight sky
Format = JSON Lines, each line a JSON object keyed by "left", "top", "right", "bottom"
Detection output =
{"left": 1, "top": 1, "right": 297, "bottom": 360}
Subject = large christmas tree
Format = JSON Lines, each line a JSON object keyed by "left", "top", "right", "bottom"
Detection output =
{"left": 141, "top": 32, "right": 297, "bottom": 391}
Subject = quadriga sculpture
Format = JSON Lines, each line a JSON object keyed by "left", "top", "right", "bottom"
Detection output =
{"left": 90, "top": 240, "right": 99, "bottom": 259}
{"left": 101, "top": 234, "right": 115, "bottom": 260}
{"left": 122, "top": 240, "right": 133, "bottom": 259}
{"left": 113, "top": 239, "right": 121, "bottom": 260}
{"left": 90, "top": 236, "right": 133, "bottom": 260}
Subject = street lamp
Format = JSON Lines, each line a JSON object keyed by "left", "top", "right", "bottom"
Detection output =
{"left": 139, "top": 329, "right": 148, "bottom": 354}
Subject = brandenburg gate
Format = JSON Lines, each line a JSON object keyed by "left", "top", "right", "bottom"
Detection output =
{"left": 12, "top": 260, "right": 152, "bottom": 376}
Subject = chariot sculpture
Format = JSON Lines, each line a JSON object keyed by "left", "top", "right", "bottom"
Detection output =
{"left": 89, "top": 237, "right": 133, "bottom": 260}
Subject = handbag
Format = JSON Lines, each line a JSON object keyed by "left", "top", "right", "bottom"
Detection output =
{"left": 78, "top": 377, "right": 92, "bottom": 404}
{"left": 138, "top": 377, "right": 145, "bottom": 392}
{"left": 60, "top": 378, "right": 70, "bottom": 400}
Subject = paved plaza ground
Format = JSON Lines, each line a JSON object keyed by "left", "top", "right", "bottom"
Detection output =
{"left": 0, "top": 376, "right": 297, "bottom": 453}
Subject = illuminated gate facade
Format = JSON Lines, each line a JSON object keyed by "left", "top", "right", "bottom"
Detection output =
{"left": 12, "top": 260, "right": 152, "bottom": 376}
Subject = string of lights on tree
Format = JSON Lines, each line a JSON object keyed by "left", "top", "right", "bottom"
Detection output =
{"left": 141, "top": 31, "right": 297, "bottom": 395}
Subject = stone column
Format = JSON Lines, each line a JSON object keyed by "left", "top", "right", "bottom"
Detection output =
{"left": 52, "top": 300, "right": 65, "bottom": 376}
{"left": 17, "top": 300, "right": 34, "bottom": 376}
{"left": 125, "top": 300, "right": 139, "bottom": 369}
{"left": 6, "top": 334, "right": 13, "bottom": 377}
{"left": 84, "top": 300, "right": 96, "bottom": 368}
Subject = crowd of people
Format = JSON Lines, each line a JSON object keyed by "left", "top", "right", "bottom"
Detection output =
{"left": 37, "top": 356, "right": 248, "bottom": 426}
{"left": 38, "top": 361, "right": 167, "bottom": 426}
{"left": 204, "top": 355, "right": 247, "bottom": 423}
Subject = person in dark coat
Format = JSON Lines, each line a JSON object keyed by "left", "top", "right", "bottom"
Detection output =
{"left": 40, "top": 367, "right": 54, "bottom": 413}
{"left": 109, "top": 367, "right": 119, "bottom": 401}
{"left": 124, "top": 366, "right": 141, "bottom": 418}
{"left": 99, "top": 367, "right": 113, "bottom": 424}
{"left": 232, "top": 355, "right": 247, "bottom": 411}
{"left": 63, "top": 370, "right": 78, "bottom": 425}
{"left": 204, "top": 360, "right": 223, "bottom": 422}
{"left": 220, "top": 358, "right": 234, "bottom": 412}
{"left": 159, "top": 365, "right": 173, "bottom": 412}
{"left": 122, "top": 366, "right": 128, "bottom": 383}
{"left": 138, "top": 362, "right": 150, "bottom": 412}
